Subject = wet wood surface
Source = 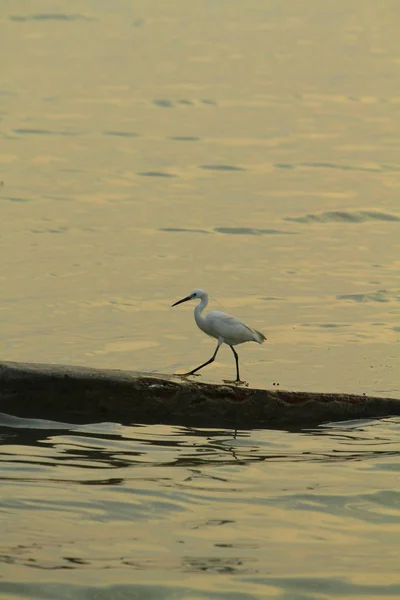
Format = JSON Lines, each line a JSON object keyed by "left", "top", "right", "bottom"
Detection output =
{"left": 1, "top": 361, "right": 399, "bottom": 429}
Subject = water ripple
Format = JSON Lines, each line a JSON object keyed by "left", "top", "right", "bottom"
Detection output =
{"left": 337, "top": 290, "right": 400, "bottom": 303}
{"left": 159, "top": 227, "right": 210, "bottom": 234}
{"left": 138, "top": 171, "right": 178, "bottom": 178}
{"left": 275, "top": 162, "right": 400, "bottom": 173}
{"left": 200, "top": 164, "right": 245, "bottom": 172}
{"left": 214, "top": 227, "right": 296, "bottom": 235}
{"left": 103, "top": 131, "right": 140, "bottom": 138}
{"left": 0, "top": 415, "right": 399, "bottom": 593}
{"left": 285, "top": 210, "right": 400, "bottom": 224}
{"left": 13, "top": 128, "right": 80, "bottom": 136}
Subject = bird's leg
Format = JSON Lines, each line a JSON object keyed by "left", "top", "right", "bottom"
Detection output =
{"left": 231, "top": 346, "right": 240, "bottom": 381}
{"left": 223, "top": 346, "right": 248, "bottom": 386}
{"left": 178, "top": 339, "right": 222, "bottom": 377}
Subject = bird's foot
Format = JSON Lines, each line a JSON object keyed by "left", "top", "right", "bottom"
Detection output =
{"left": 223, "top": 379, "right": 249, "bottom": 387}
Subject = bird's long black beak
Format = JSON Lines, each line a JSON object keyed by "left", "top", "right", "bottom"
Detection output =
{"left": 172, "top": 295, "right": 191, "bottom": 307}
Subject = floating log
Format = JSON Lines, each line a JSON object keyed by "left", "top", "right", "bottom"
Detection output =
{"left": 0, "top": 361, "right": 399, "bottom": 429}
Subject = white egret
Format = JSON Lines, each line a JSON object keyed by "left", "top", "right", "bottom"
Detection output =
{"left": 172, "top": 289, "right": 266, "bottom": 384}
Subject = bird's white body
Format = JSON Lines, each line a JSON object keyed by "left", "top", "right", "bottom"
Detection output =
{"left": 194, "top": 304, "right": 265, "bottom": 346}
{"left": 172, "top": 288, "right": 266, "bottom": 383}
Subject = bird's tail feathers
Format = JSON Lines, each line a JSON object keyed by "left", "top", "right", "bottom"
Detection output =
{"left": 254, "top": 329, "right": 267, "bottom": 344}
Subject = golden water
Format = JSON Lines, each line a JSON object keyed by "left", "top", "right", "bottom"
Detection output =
{"left": 1, "top": 0, "right": 399, "bottom": 597}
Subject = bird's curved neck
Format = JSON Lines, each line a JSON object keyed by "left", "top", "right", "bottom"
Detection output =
{"left": 194, "top": 294, "right": 208, "bottom": 327}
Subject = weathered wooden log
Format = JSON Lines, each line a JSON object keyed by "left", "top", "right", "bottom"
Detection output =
{"left": 0, "top": 361, "right": 399, "bottom": 429}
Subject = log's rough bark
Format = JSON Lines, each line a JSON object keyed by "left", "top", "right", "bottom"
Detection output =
{"left": 0, "top": 361, "right": 399, "bottom": 429}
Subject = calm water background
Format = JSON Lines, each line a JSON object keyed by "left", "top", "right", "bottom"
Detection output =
{"left": 1, "top": 0, "right": 399, "bottom": 598}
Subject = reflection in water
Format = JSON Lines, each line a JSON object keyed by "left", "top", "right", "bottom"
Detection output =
{"left": 0, "top": 414, "right": 399, "bottom": 598}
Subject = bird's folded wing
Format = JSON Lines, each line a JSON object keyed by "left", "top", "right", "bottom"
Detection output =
{"left": 207, "top": 312, "right": 258, "bottom": 342}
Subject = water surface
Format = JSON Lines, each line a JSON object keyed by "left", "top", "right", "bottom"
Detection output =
{"left": 1, "top": 0, "right": 399, "bottom": 394}
{"left": 1, "top": 414, "right": 399, "bottom": 599}
{"left": 1, "top": 0, "right": 400, "bottom": 597}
